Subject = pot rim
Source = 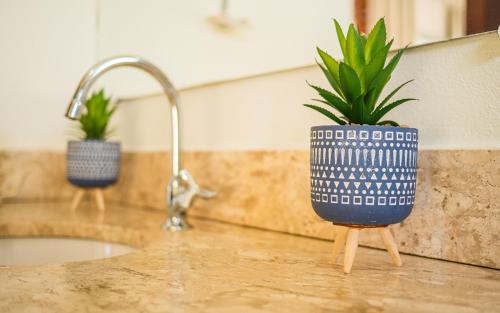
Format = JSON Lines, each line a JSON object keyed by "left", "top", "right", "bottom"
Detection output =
{"left": 68, "top": 139, "right": 121, "bottom": 145}
{"left": 311, "top": 124, "right": 418, "bottom": 132}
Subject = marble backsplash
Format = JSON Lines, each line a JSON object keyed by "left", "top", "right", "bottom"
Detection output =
{"left": 0, "top": 149, "right": 499, "bottom": 268}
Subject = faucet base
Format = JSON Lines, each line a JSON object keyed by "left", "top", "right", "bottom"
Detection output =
{"left": 162, "top": 215, "right": 192, "bottom": 232}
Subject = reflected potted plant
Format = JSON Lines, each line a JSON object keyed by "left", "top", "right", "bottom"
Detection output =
{"left": 67, "top": 89, "right": 120, "bottom": 188}
{"left": 305, "top": 18, "right": 418, "bottom": 227}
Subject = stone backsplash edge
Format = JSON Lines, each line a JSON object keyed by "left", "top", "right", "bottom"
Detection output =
{"left": 0, "top": 150, "right": 498, "bottom": 268}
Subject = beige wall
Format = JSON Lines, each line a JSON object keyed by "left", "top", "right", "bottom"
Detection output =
{"left": 0, "top": 0, "right": 97, "bottom": 150}
{"left": 96, "top": 0, "right": 353, "bottom": 97}
{"left": 0, "top": 0, "right": 353, "bottom": 150}
{"left": 113, "top": 32, "right": 500, "bottom": 151}
{"left": 0, "top": 20, "right": 499, "bottom": 150}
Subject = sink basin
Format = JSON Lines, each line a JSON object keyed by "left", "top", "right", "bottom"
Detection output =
{"left": 0, "top": 237, "right": 135, "bottom": 266}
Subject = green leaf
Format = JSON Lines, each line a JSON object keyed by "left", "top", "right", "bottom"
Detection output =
{"left": 361, "top": 39, "right": 393, "bottom": 93}
{"left": 313, "top": 98, "right": 351, "bottom": 120}
{"left": 383, "top": 47, "right": 406, "bottom": 78}
{"left": 369, "top": 98, "right": 417, "bottom": 123}
{"left": 345, "top": 25, "right": 365, "bottom": 74}
{"left": 316, "top": 62, "right": 345, "bottom": 100}
{"left": 351, "top": 96, "right": 365, "bottom": 124}
{"left": 376, "top": 120, "right": 399, "bottom": 126}
{"left": 365, "top": 18, "right": 387, "bottom": 63}
{"left": 316, "top": 48, "right": 345, "bottom": 99}
{"left": 304, "top": 18, "right": 413, "bottom": 126}
{"left": 375, "top": 79, "right": 414, "bottom": 111}
{"left": 333, "top": 19, "right": 346, "bottom": 57}
{"left": 78, "top": 88, "right": 116, "bottom": 140}
{"left": 303, "top": 104, "right": 347, "bottom": 125}
{"left": 365, "top": 48, "right": 405, "bottom": 108}
{"left": 316, "top": 47, "right": 340, "bottom": 82}
{"left": 339, "top": 62, "right": 361, "bottom": 102}
{"left": 308, "top": 82, "right": 350, "bottom": 118}
{"left": 360, "top": 34, "right": 367, "bottom": 52}
{"left": 365, "top": 74, "right": 390, "bottom": 109}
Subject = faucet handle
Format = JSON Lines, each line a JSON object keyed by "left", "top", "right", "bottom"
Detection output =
{"left": 177, "top": 169, "right": 215, "bottom": 202}
{"left": 197, "top": 189, "right": 216, "bottom": 199}
{"left": 164, "top": 169, "right": 215, "bottom": 231}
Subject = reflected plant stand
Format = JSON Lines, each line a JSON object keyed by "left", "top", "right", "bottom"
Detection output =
{"left": 332, "top": 225, "right": 402, "bottom": 273}
{"left": 70, "top": 188, "right": 106, "bottom": 212}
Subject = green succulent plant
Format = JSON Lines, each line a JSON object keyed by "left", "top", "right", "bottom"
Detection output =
{"left": 304, "top": 18, "right": 416, "bottom": 126}
{"left": 78, "top": 89, "right": 116, "bottom": 140}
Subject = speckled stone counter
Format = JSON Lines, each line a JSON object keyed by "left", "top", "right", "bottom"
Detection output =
{"left": 0, "top": 203, "right": 499, "bottom": 313}
{"left": 2, "top": 150, "right": 499, "bottom": 268}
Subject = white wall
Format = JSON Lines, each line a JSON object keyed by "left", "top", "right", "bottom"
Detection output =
{"left": 0, "top": 0, "right": 97, "bottom": 150}
{"left": 0, "top": 2, "right": 498, "bottom": 151}
{"left": 1, "top": 29, "right": 499, "bottom": 151}
{"left": 96, "top": 0, "right": 353, "bottom": 96}
{"left": 0, "top": 0, "right": 353, "bottom": 149}
{"left": 111, "top": 32, "right": 500, "bottom": 151}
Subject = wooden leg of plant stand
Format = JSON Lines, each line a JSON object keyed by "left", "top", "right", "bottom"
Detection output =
{"left": 377, "top": 227, "right": 402, "bottom": 267}
{"left": 332, "top": 226, "right": 349, "bottom": 262}
{"left": 93, "top": 189, "right": 106, "bottom": 212}
{"left": 70, "top": 189, "right": 85, "bottom": 211}
{"left": 343, "top": 228, "right": 360, "bottom": 274}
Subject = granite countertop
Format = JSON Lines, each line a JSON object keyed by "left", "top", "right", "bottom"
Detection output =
{"left": 0, "top": 203, "right": 499, "bottom": 312}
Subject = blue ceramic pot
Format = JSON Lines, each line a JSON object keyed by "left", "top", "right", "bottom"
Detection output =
{"left": 310, "top": 125, "right": 418, "bottom": 226}
{"left": 67, "top": 140, "right": 120, "bottom": 188}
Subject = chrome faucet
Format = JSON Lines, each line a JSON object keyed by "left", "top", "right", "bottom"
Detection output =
{"left": 64, "top": 56, "right": 215, "bottom": 231}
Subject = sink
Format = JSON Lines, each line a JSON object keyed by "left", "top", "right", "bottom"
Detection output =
{"left": 0, "top": 237, "right": 135, "bottom": 266}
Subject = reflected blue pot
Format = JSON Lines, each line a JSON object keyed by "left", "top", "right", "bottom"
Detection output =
{"left": 310, "top": 125, "right": 418, "bottom": 226}
{"left": 67, "top": 140, "right": 120, "bottom": 188}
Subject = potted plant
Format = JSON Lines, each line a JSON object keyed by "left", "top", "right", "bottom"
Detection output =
{"left": 67, "top": 89, "right": 120, "bottom": 188}
{"left": 305, "top": 18, "right": 418, "bottom": 227}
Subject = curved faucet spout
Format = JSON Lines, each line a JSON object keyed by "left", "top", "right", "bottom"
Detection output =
{"left": 65, "top": 56, "right": 180, "bottom": 177}
{"left": 65, "top": 56, "right": 215, "bottom": 230}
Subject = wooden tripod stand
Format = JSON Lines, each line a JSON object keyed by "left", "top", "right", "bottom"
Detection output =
{"left": 332, "top": 225, "right": 402, "bottom": 273}
{"left": 70, "top": 188, "right": 106, "bottom": 212}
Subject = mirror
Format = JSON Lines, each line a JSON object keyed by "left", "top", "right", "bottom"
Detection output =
{"left": 354, "top": 0, "right": 500, "bottom": 49}
{"left": 95, "top": 0, "right": 499, "bottom": 96}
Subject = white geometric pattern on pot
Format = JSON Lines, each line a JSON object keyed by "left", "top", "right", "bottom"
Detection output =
{"left": 67, "top": 140, "right": 120, "bottom": 187}
{"left": 310, "top": 128, "right": 418, "bottom": 207}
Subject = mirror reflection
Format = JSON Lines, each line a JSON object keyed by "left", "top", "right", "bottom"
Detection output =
{"left": 355, "top": 0, "right": 499, "bottom": 48}
{"left": 1, "top": 1, "right": 498, "bottom": 96}
{"left": 94, "top": 0, "right": 499, "bottom": 95}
